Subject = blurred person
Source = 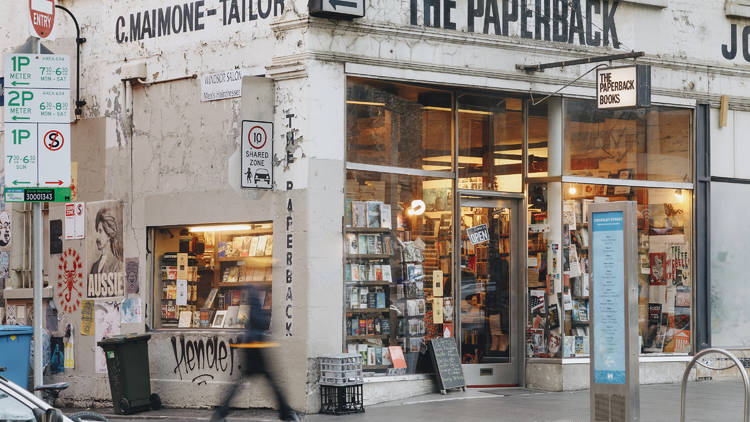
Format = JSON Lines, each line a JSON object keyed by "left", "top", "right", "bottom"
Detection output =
{"left": 212, "top": 285, "right": 301, "bottom": 422}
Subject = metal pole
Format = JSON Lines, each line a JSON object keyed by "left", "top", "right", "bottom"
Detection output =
{"left": 32, "top": 38, "right": 43, "bottom": 396}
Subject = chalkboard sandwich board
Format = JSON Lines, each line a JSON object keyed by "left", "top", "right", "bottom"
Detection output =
{"left": 428, "top": 337, "right": 466, "bottom": 394}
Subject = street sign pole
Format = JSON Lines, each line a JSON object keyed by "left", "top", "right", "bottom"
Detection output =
{"left": 31, "top": 37, "right": 43, "bottom": 397}
{"left": 588, "top": 201, "right": 640, "bottom": 422}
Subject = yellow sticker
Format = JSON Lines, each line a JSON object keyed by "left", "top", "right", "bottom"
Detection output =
{"left": 10, "top": 335, "right": 16, "bottom": 341}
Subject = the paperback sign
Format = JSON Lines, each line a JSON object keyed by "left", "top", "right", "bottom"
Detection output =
{"left": 596, "top": 65, "right": 651, "bottom": 110}
{"left": 241, "top": 120, "right": 273, "bottom": 189}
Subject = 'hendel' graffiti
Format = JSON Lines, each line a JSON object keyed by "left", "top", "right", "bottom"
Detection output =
{"left": 170, "top": 336, "right": 238, "bottom": 381}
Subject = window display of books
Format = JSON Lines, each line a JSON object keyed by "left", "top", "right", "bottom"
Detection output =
{"left": 159, "top": 253, "right": 199, "bottom": 325}
{"left": 217, "top": 234, "right": 273, "bottom": 258}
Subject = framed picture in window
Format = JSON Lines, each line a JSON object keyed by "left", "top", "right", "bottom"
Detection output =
{"left": 212, "top": 310, "right": 227, "bottom": 328}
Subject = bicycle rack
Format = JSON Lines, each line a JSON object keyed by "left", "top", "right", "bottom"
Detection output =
{"left": 680, "top": 348, "right": 750, "bottom": 422}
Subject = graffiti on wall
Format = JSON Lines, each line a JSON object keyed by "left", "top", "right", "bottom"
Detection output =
{"left": 170, "top": 336, "right": 239, "bottom": 384}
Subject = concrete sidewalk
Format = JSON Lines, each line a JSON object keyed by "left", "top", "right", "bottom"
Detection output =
{"left": 66, "top": 381, "right": 749, "bottom": 421}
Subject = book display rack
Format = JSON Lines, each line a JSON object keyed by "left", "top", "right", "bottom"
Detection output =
{"left": 155, "top": 223, "right": 274, "bottom": 329}
{"left": 344, "top": 176, "right": 454, "bottom": 373}
{"left": 526, "top": 181, "right": 693, "bottom": 358}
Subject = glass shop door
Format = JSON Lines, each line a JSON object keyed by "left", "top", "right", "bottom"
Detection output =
{"left": 458, "top": 197, "right": 522, "bottom": 386}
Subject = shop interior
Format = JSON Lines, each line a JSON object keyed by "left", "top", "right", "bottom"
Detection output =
{"left": 151, "top": 223, "right": 273, "bottom": 330}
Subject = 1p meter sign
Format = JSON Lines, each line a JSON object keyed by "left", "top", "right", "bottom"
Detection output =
{"left": 241, "top": 120, "right": 273, "bottom": 189}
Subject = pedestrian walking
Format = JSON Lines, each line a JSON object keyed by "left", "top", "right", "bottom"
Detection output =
{"left": 211, "top": 285, "right": 301, "bottom": 421}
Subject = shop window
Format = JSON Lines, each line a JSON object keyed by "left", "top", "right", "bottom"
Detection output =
{"left": 565, "top": 184, "right": 691, "bottom": 356}
{"left": 346, "top": 78, "right": 453, "bottom": 171}
{"left": 527, "top": 183, "right": 692, "bottom": 357}
{"left": 344, "top": 170, "right": 453, "bottom": 373}
{"left": 458, "top": 95, "right": 523, "bottom": 192}
{"left": 527, "top": 102, "right": 549, "bottom": 178}
{"left": 152, "top": 223, "right": 273, "bottom": 330}
{"left": 564, "top": 99, "right": 693, "bottom": 183}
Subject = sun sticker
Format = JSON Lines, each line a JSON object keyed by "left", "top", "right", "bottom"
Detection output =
{"left": 57, "top": 248, "right": 84, "bottom": 314}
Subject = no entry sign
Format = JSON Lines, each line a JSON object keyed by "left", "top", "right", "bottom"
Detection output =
{"left": 29, "top": 0, "right": 56, "bottom": 39}
{"left": 241, "top": 120, "right": 273, "bottom": 189}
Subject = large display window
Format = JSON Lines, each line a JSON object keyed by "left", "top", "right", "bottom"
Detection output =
{"left": 457, "top": 94, "right": 524, "bottom": 192}
{"left": 346, "top": 78, "right": 453, "bottom": 171}
{"left": 152, "top": 223, "right": 273, "bottom": 330}
{"left": 563, "top": 99, "right": 693, "bottom": 183}
{"left": 526, "top": 182, "right": 693, "bottom": 357}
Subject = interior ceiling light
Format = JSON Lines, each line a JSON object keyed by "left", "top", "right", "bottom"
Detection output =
{"left": 188, "top": 225, "right": 252, "bottom": 233}
{"left": 346, "top": 100, "right": 386, "bottom": 107}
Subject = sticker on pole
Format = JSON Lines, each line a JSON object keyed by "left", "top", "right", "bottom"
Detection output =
{"left": 29, "top": 0, "right": 56, "bottom": 40}
{"left": 241, "top": 120, "right": 273, "bottom": 189}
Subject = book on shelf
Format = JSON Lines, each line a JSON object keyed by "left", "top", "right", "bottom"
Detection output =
{"left": 572, "top": 299, "right": 588, "bottom": 322}
{"left": 357, "top": 234, "right": 368, "bottom": 254}
{"left": 237, "top": 305, "right": 250, "bottom": 326}
{"left": 548, "top": 303, "right": 560, "bottom": 329}
{"left": 367, "top": 235, "right": 377, "bottom": 255}
{"left": 367, "top": 201, "right": 381, "bottom": 228}
{"left": 357, "top": 344, "right": 368, "bottom": 364}
{"left": 382, "top": 265, "right": 392, "bottom": 282}
{"left": 225, "top": 305, "right": 240, "bottom": 328}
{"left": 263, "top": 236, "right": 273, "bottom": 256}
{"left": 199, "top": 309, "right": 213, "bottom": 327}
{"left": 380, "top": 204, "right": 392, "bottom": 229}
{"left": 574, "top": 335, "right": 589, "bottom": 355}
{"left": 178, "top": 311, "right": 193, "bottom": 328}
{"left": 256, "top": 235, "right": 268, "bottom": 256}
{"left": 353, "top": 201, "right": 367, "bottom": 228}
{"left": 359, "top": 289, "right": 368, "bottom": 309}
{"left": 376, "top": 289, "right": 386, "bottom": 308}
{"left": 247, "top": 237, "right": 258, "bottom": 257}
{"left": 218, "top": 242, "right": 227, "bottom": 258}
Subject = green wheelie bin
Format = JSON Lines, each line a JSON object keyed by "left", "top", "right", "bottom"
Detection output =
{"left": 97, "top": 333, "right": 161, "bottom": 414}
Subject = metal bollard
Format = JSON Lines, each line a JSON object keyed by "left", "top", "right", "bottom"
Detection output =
{"left": 680, "top": 348, "right": 750, "bottom": 422}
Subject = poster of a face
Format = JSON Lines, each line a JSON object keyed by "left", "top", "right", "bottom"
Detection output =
{"left": 94, "top": 301, "right": 121, "bottom": 373}
{"left": 0, "top": 211, "right": 11, "bottom": 247}
{"left": 87, "top": 201, "right": 125, "bottom": 298}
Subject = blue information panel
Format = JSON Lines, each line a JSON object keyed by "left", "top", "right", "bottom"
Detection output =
{"left": 592, "top": 211, "right": 626, "bottom": 384}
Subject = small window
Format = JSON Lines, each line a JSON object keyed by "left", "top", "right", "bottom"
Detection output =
{"left": 152, "top": 223, "right": 273, "bottom": 330}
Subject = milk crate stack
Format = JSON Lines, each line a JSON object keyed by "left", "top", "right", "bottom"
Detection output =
{"left": 318, "top": 353, "right": 365, "bottom": 415}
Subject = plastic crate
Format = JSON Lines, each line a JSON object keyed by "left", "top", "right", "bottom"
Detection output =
{"left": 319, "top": 353, "right": 363, "bottom": 386}
{"left": 320, "top": 384, "right": 365, "bottom": 415}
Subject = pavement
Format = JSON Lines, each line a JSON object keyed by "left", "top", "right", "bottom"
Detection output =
{"left": 64, "top": 380, "right": 749, "bottom": 422}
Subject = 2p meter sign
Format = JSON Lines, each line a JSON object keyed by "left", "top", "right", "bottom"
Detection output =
{"left": 241, "top": 120, "right": 273, "bottom": 189}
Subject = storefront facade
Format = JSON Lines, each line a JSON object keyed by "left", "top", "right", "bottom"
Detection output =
{"left": 0, "top": 0, "right": 748, "bottom": 413}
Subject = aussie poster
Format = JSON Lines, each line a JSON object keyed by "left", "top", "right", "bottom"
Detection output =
{"left": 86, "top": 201, "right": 125, "bottom": 298}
